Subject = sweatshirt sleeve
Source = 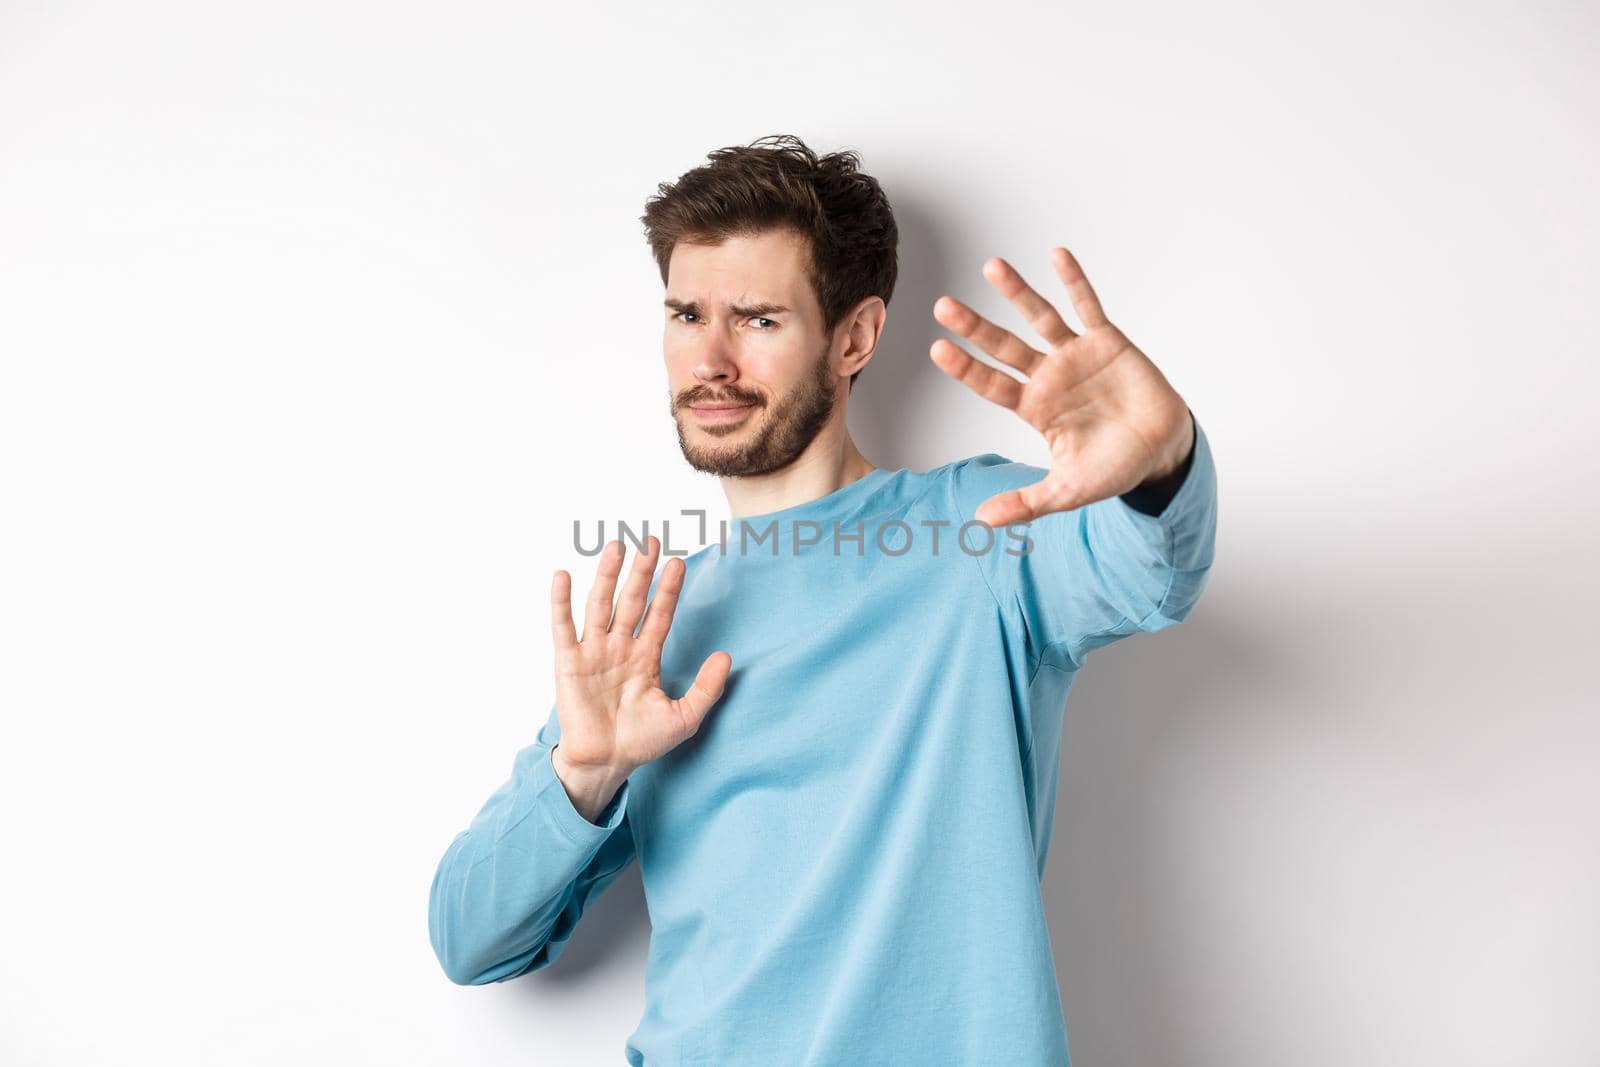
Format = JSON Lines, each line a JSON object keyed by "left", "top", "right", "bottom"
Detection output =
{"left": 427, "top": 702, "right": 637, "bottom": 985}
{"left": 951, "top": 414, "right": 1219, "bottom": 670}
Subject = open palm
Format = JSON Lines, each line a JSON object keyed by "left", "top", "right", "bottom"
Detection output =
{"left": 550, "top": 535, "right": 731, "bottom": 778}
{"left": 931, "top": 246, "right": 1194, "bottom": 527}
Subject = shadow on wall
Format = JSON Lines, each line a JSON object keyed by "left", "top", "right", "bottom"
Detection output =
{"left": 1044, "top": 605, "right": 1285, "bottom": 1066}
{"left": 524, "top": 861, "right": 651, "bottom": 983}
{"left": 845, "top": 188, "right": 963, "bottom": 475}
{"left": 1035, "top": 536, "right": 1579, "bottom": 1066}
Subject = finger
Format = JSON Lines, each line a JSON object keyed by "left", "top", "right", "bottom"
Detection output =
{"left": 672, "top": 650, "right": 732, "bottom": 732}
{"left": 932, "top": 294, "right": 1044, "bottom": 376}
{"left": 610, "top": 534, "right": 660, "bottom": 636}
{"left": 929, "top": 339, "right": 1025, "bottom": 410}
{"left": 551, "top": 570, "right": 578, "bottom": 653}
{"left": 637, "top": 555, "right": 685, "bottom": 647}
{"left": 1049, "top": 246, "right": 1110, "bottom": 330}
{"left": 981, "top": 256, "right": 1078, "bottom": 348}
{"left": 581, "top": 539, "right": 626, "bottom": 638}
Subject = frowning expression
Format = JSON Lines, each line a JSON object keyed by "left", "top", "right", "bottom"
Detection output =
{"left": 663, "top": 228, "right": 843, "bottom": 477}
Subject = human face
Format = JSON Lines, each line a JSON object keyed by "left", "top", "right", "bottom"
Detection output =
{"left": 663, "top": 229, "right": 843, "bottom": 478}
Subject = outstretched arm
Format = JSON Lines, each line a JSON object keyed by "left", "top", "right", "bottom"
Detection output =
{"left": 935, "top": 247, "right": 1217, "bottom": 666}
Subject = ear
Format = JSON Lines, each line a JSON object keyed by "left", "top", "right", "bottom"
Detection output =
{"left": 837, "top": 296, "right": 887, "bottom": 381}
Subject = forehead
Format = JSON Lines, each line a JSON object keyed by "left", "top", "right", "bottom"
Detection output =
{"left": 664, "top": 229, "right": 815, "bottom": 312}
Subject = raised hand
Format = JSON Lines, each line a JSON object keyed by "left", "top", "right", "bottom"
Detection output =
{"left": 548, "top": 535, "right": 731, "bottom": 819}
{"left": 930, "top": 246, "right": 1195, "bottom": 527}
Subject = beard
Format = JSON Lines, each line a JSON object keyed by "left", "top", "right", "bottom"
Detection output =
{"left": 671, "top": 344, "right": 838, "bottom": 478}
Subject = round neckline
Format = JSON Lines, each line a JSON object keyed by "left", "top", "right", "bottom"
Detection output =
{"left": 730, "top": 466, "right": 893, "bottom": 528}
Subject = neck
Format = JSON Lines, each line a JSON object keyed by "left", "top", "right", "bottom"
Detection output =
{"left": 722, "top": 424, "right": 877, "bottom": 519}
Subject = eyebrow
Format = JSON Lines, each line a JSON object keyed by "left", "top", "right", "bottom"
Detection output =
{"left": 664, "top": 297, "right": 792, "bottom": 318}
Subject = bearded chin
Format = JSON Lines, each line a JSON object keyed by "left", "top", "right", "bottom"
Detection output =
{"left": 674, "top": 349, "right": 837, "bottom": 478}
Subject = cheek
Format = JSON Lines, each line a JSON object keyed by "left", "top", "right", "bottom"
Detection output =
{"left": 740, "top": 347, "right": 801, "bottom": 388}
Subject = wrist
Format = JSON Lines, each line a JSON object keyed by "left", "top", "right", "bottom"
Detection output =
{"left": 1120, "top": 409, "right": 1196, "bottom": 517}
{"left": 550, "top": 743, "right": 632, "bottom": 823}
{"left": 1146, "top": 408, "right": 1196, "bottom": 483}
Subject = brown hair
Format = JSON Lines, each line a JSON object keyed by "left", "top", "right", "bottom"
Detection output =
{"left": 640, "top": 133, "right": 899, "bottom": 389}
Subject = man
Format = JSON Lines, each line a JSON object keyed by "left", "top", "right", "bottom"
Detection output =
{"left": 428, "top": 134, "right": 1217, "bottom": 1066}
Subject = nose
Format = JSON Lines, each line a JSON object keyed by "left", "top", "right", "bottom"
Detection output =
{"left": 692, "top": 335, "right": 739, "bottom": 386}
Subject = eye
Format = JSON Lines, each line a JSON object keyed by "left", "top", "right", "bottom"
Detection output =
{"left": 673, "top": 311, "right": 700, "bottom": 324}
{"left": 750, "top": 317, "right": 777, "bottom": 330}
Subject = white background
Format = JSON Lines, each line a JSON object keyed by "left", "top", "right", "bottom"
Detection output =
{"left": 2, "top": 2, "right": 1596, "bottom": 1064}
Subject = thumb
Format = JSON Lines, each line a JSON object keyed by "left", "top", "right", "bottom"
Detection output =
{"left": 977, "top": 474, "right": 1089, "bottom": 527}
{"left": 673, "top": 650, "right": 732, "bottom": 731}
{"left": 976, "top": 480, "right": 1052, "bottom": 527}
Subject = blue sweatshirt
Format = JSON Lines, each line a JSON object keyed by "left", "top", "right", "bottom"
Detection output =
{"left": 429, "top": 419, "right": 1218, "bottom": 1066}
